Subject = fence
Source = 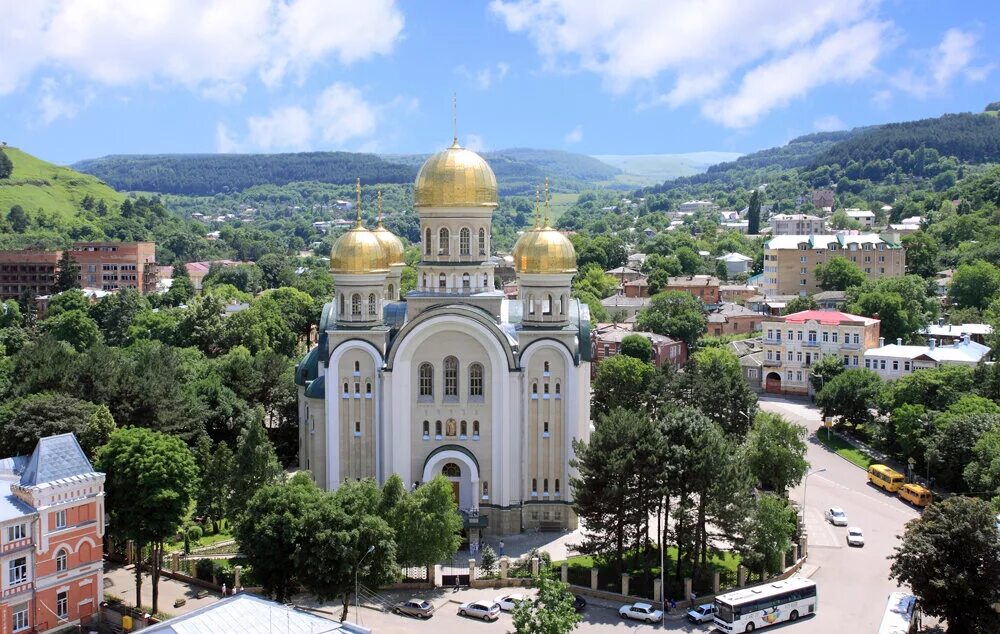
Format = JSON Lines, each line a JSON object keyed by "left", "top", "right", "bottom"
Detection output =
{"left": 508, "top": 557, "right": 533, "bottom": 579}
{"left": 400, "top": 566, "right": 429, "bottom": 582}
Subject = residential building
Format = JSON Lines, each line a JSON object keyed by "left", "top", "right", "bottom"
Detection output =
{"left": 762, "top": 234, "right": 905, "bottom": 296}
{"left": 626, "top": 253, "right": 647, "bottom": 269}
{"left": 591, "top": 323, "right": 687, "bottom": 376}
{"left": 0, "top": 242, "right": 156, "bottom": 301}
{"left": 864, "top": 335, "right": 990, "bottom": 379}
{"left": 0, "top": 434, "right": 105, "bottom": 634}
{"left": 722, "top": 220, "right": 750, "bottom": 234}
{"left": 184, "top": 259, "right": 242, "bottom": 291}
{"left": 844, "top": 209, "right": 876, "bottom": 228}
{"left": 812, "top": 189, "right": 835, "bottom": 209}
{"left": 770, "top": 214, "right": 826, "bottom": 236}
{"left": 760, "top": 310, "right": 881, "bottom": 395}
{"left": 664, "top": 275, "right": 720, "bottom": 304}
{"left": 678, "top": 200, "right": 716, "bottom": 213}
{"left": 720, "top": 284, "right": 757, "bottom": 303}
{"left": 707, "top": 302, "right": 761, "bottom": 336}
{"left": 813, "top": 290, "right": 847, "bottom": 310}
{"left": 0, "top": 251, "right": 59, "bottom": 300}
{"left": 601, "top": 294, "right": 650, "bottom": 320}
{"left": 605, "top": 266, "right": 644, "bottom": 283}
{"left": 623, "top": 278, "right": 649, "bottom": 298}
{"left": 745, "top": 293, "right": 799, "bottom": 315}
{"left": 921, "top": 321, "right": 992, "bottom": 345}
{"left": 716, "top": 252, "right": 753, "bottom": 276}
{"left": 729, "top": 338, "right": 765, "bottom": 392}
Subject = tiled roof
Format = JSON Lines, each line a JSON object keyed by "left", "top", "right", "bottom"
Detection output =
{"left": 600, "top": 295, "right": 649, "bottom": 308}
{"left": 666, "top": 275, "right": 720, "bottom": 287}
{"left": 19, "top": 434, "right": 96, "bottom": 487}
{"left": 864, "top": 340, "right": 990, "bottom": 364}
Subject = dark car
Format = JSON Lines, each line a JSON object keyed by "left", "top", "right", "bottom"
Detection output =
{"left": 573, "top": 595, "right": 587, "bottom": 612}
{"left": 394, "top": 598, "right": 435, "bottom": 619}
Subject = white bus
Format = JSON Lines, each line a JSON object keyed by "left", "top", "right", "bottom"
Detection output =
{"left": 713, "top": 576, "right": 817, "bottom": 632}
{"left": 876, "top": 593, "right": 917, "bottom": 634}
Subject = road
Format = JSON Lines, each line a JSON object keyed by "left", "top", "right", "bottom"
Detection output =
{"left": 760, "top": 396, "right": 923, "bottom": 633}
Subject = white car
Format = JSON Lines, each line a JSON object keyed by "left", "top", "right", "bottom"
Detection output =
{"left": 847, "top": 527, "right": 865, "bottom": 547}
{"left": 825, "top": 507, "right": 848, "bottom": 526}
{"left": 494, "top": 594, "right": 529, "bottom": 611}
{"left": 687, "top": 603, "right": 718, "bottom": 623}
{"left": 619, "top": 602, "right": 663, "bottom": 623}
{"left": 458, "top": 601, "right": 500, "bottom": 621}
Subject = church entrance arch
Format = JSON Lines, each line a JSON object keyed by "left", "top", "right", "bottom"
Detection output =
{"left": 423, "top": 447, "right": 480, "bottom": 512}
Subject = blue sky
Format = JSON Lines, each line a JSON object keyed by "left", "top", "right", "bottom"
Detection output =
{"left": 1, "top": 0, "right": 997, "bottom": 165}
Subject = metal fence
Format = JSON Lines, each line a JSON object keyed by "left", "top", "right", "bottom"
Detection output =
{"left": 401, "top": 566, "right": 428, "bottom": 582}
{"left": 567, "top": 565, "right": 591, "bottom": 588}
{"left": 508, "top": 557, "right": 533, "bottom": 579}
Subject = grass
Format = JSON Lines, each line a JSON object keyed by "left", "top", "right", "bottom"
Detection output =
{"left": 814, "top": 426, "right": 874, "bottom": 469}
{"left": 0, "top": 146, "right": 123, "bottom": 220}
{"left": 164, "top": 524, "right": 235, "bottom": 554}
{"left": 546, "top": 191, "right": 577, "bottom": 224}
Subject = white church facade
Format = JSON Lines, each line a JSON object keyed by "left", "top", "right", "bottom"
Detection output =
{"left": 295, "top": 135, "right": 592, "bottom": 537}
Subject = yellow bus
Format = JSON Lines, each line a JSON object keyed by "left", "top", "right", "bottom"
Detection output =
{"left": 867, "top": 464, "right": 905, "bottom": 492}
{"left": 897, "top": 483, "right": 932, "bottom": 507}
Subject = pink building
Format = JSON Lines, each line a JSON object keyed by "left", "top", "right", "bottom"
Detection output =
{"left": 1, "top": 434, "right": 105, "bottom": 633}
{"left": 591, "top": 323, "right": 687, "bottom": 377}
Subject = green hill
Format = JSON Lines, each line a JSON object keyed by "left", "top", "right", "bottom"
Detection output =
{"left": 594, "top": 152, "right": 742, "bottom": 185}
{"left": 0, "top": 146, "right": 124, "bottom": 220}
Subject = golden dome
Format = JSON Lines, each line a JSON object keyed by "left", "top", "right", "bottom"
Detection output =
{"left": 413, "top": 139, "right": 498, "bottom": 208}
{"left": 372, "top": 190, "right": 405, "bottom": 265}
{"left": 330, "top": 221, "right": 389, "bottom": 274}
{"left": 513, "top": 225, "right": 577, "bottom": 274}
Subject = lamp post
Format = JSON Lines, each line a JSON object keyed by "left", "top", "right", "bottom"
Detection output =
{"left": 802, "top": 468, "right": 827, "bottom": 525}
{"left": 356, "top": 545, "right": 375, "bottom": 623}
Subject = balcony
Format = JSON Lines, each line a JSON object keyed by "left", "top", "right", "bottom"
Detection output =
{"left": 763, "top": 338, "right": 782, "bottom": 345}
{"left": 762, "top": 358, "right": 781, "bottom": 367}
{"left": 841, "top": 342, "right": 861, "bottom": 350}
{"left": 460, "top": 508, "right": 488, "bottom": 529}
{"left": 802, "top": 340, "right": 819, "bottom": 347}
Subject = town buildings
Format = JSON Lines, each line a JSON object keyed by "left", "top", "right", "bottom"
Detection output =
{"left": 600, "top": 294, "right": 649, "bottom": 320}
{"left": 184, "top": 260, "right": 243, "bottom": 291}
{"left": 760, "top": 310, "right": 881, "bottom": 394}
{"left": 863, "top": 335, "right": 990, "bottom": 379}
{"left": 769, "top": 214, "right": 826, "bottom": 236}
{"left": 843, "top": 209, "right": 876, "bottom": 228}
{"left": 591, "top": 323, "right": 687, "bottom": 376}
{"left": 0, "top": 434, "right": 105, "bottom": 634}
{"left": 707, "top": 302, "right": 761, "bottom": 336}
{"left": 716, "top": 252, "right": 753, "bottom": 276}
{"left": 920, "top": 321, "right": 992, "bottom": 345}
{"left": 762, "top": 234, "right": 906, "bottom": 296}
{"left": 0, "top": 242, "right": 156, "bottom": 300}
{"left": 295, "top": 137, "right": 591, "bottom": 537}
{"left": 664, "top": 275, "right": 721, "bottom": 304}
{"left": 719, "top": 284, "right": 758, "bottom": 303}
{"left": 623, "top": 278, "right": 649, "bottom": 298}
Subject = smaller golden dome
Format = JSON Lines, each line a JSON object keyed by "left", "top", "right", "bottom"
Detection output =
{"left": 414, "top": 139, "right": 498, "bottom": 208}
{"left": 513, "top": 225, "right": 577, "bottom": 274}
{"left": 330, "top": 222, "right": 389, "bottom": 274}
{"left": 371, "top": 190, "right": 405, "bottom": 266}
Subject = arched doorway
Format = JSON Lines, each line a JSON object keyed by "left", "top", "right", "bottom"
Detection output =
{"left": 442, "top": 462, "right": 461, "bottom": 505}
{"left": 765, "top": 371, "right": 782, "bottom": 394}
{"left": 423, "top": 447, "right": 480, "bottom": 512}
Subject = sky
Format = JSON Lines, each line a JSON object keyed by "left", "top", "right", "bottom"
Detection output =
{"left": 0, "top": 0, "right": 997, "bottom": 165}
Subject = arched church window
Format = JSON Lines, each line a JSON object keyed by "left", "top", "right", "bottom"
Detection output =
{"left": 543, "top": 478, "right": 549, "bottom": 494}
{"left": 532, "top": 382, "right": 538, "bottom": 394}
{"left": 469, "top": 363, "right": 484, "bottom": 397}
{"left": 528, "top": 295, "right": 535, "bottom": 315}
{"left": 482, "top": 481, "right": 489, "bottom": 498}
{"left": 435, "top": 420, "right": 442, "bottom": 436}
{"left": 354, "top": 360, "right": 360, "bottom": 372}
{"left": 422, "top": 420, "right": 429, "bottom": 436}
{"left": 479, "top": 228, "right": 486, "bottom": 255}
{"left": 418, "top": 363, "right": 433, "bottom": 397}
{"left": 446, "top": 419, "right": 457, "bottom": 436}
{"left": 473, "top": 420, "right": 480, "bottom": 436}
{"left": 444, "top": 356, "right": 459, "bottom": 397}
{"left": 460, "top": 228, "right": 470, "bottom": 255}
{"left": 422, "top": 273, "right": 428, "bottom": 288}
{"left": 425, "top": 228, "right": 432, "bottom": 255}
{"left": 351, "top": 294, "right": 361, "bottom": 316}
{"left": 388, "top": 283, "right": 394, "bottom": 299}
{"left": 460, "top": 420, "right": 467, "bottom": 436}
{"left": 555, "top": 382, "right": 561, "bottom": 395}
{"left": 462, "top": 273, "right": 470, "bottom": 289}
{"left": 339, "top": 294, "right": 345, "bottom": 316}
{"left": 543, "top": 361, "right": 550, "bottom": 374}
{"left": 368, "top": 293, "right": 377, "bottom": 316}
{"left": 343, "top": 382, "right": 349, "bottom": 395}
{"left": 439, "top": 228, "right": 450, "bottom": 255}
{"left": 558, "top": 295, "right": 564, "bottom": 314}
{"left": 555, "top": 478, "right": 560, "bottom": 494}
{"left": 366, "top": 382, "right": 371, "bottom": 393}
{"left": 442, "top": 463, "right": 461, "bottom": 477}
{"left": 531, "top": 478, "right": 537, "bottom": 493}
{"left": 56, "top": 549, "right": 68, "bottom": 572}
{"left": 439, "top": 273, "right": 447, "bottom": 289}
{"left": 543, "top": 294, "right": 552, "bottom": 315}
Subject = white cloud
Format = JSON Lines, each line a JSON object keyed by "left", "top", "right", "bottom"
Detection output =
{"left": 814, "top": 115, "right": 846, "bottom": 132}
{"left": 466, "top": 62, "right": 511, "bottom": 90}
{"left": 464, "top": 134, "right": 486, "bottom": 152}
{"left": 247, "top": 107, "right": 313, "bottom": 151}
{"left": 564, "top": 125, "right": 583, "bottom": 144}
{"left": 313, "top": 83, "right": 378, "bottom": 145}
{"left": 215, "top": 123, "right": 240, "bottom": 153}
{"left": 36, "top": 77, "right": 87, "bottom": 124}
{"left": 0, "top": 0, "right": 404, "bottom": 98}
{"left": 890, "top": 28, "right": 993, "bottom": 98}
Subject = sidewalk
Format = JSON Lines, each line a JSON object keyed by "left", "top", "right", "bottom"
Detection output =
{"left": 103, "top": 562, "right": 224, "bottom": 617}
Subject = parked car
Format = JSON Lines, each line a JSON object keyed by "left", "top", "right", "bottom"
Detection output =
{"left": 619, "top": 602, "right": 663, "bottom": 623}
{"left": 825, "top": 507, "right": 848, "bottom": 526}
{"left": 494, "top": 594, "right": 529, "bottom": 612}
{"left": 394, "top": 598, "right": 434, "bottom": 619}
{"left": 847, "top": 527, "right": 865, "bottom": 547}
{"left": 458, "top": 601, "right": 501, "bottom": 622}
{"left": 573, "top": 595, "right": 587, "bottom": 613}
{"left": 687, "top": 603, "right": 718, "bottom": 623}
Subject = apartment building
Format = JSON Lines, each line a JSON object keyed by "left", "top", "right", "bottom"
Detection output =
{"left": 760, "top": 310, "right": 881, "bottom": 395}
{"left": 769, "top": 214, "right": 826, "bottom": 236}
{"left": 0, "top": 251, "right": 59, "bottom": 300}
{"left": 843, "top": 209, "right": 876, "bottom": 228}
{"left": 0, "top": 242, "right": 157, "bottom": 300}
{"left": 762, "top": 234, "right": 905, "bottom": 296}
{"left": 0, "top": 434, "right": 105, "bottom": 634}
{"left": 863, "top": 335, "right": 990, "bottom": 380}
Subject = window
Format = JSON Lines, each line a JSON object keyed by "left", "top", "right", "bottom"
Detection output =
{"left": 354, "top": 360, "right": 360, "bottom": 373}
{"left": 822, "top": 331, "right": 829, "bottom": 342}
{"left": 355, "top": 421, "right": 361, "bottom": 436}
{"left": 439, "top": 273, "right": 447, "bottom": 289}
{"left": 808, "top": 331, "right": 817, "bottom": 342}
{"left": 853, "top": 333, "right": 860, "bottom": 344}
{"left": 438, "top": 228, "right": 450, "bottom": 255}
{"left": 444, "top": 356, "right": 458, "bottom": 397}
{"left": 425, "top": 228, "right": 432, "bottom": 255}
{"left": 543, "top": 478, "right": 549, "bottom": 495}
{"left": 435, "top": 421, "right": 443, "bottom": 437}
{"left": 831, "top": 332, "right": 838, "bottom": 343}
{"left": 388, "top": 283, "right": 394, "bottom": 298}
{"left": 800, "top": 267, "right": 807, "bottom": 275}
{"left": 543, "top": 421, "right": 550, "bottom": 436}
{"left": 531, "top": 478, "right": 537, "bottom": 495}
{"left": 460, "top": 228, "right": 470, "bottom": 255}
{"left": 543, "top": 294, "right": 552, "bottom": 315}
{"left": 483, "top": 273, "right": 489, "bottom": 288}
{"left": 366, "top": 382, "right": 371, "bottom": 394}
{"left": 57, "top": 591, "right": 68, "bottom": 619}
{"left": 892, "top": 360, "right": 899, "bottom": 370}
{"left": 543, "top": 383, "right": 550, "bottom": 395}
{"left": 11, "top": 604, "right": 27, "bottom": 632}
{"left": 418, "top": 363, "right": 433, "bottom": 397}
{"left": 442, "top": 463, "right": 460, "bottom": 477}
{"left": 880, "top": 359, "right": 886, "bottom": 370}
{"left": 555, "top": 383, "right": 561, "bottom": 396}
{"left": 368, "top": 293, "right": 377, "bottom": 316}
{"left": 8, "top": 557, "right": 27, "bottom": 585}
{"left": 482, "top": 481, "right": 489, "bottom": 498}
{"left": 478, "top": 228, "right": 486, "bottom": 255}
{"left": 904, "top": 361, "right": 910, "bottom": 371}
{"left": 796, "top": 371, "right": 802, "bottom": 382}
{"left": 354, "top": 382, "right": 360, "bottom": 395}
{"left": 796, "top": 351, "right": 802, "bottom": 362}
{"left": 543, "top": 361, "right": 550, "bottom": 374}
{"left": 339, "top": 294, "right": 345, "bottom": 316}
{"left": 555, "top": 479, "right": 560, "bottom": 495}
{"left": 351, "top": 293, "right": 361, "bottom": 316}
{"left": 865, "top": 359, "right": 871, "bottom": 368}
{"left": 786, "top": 371, "right": 792, "bottom": 380}
{"left": 528, "top": 295, "right": 535, "bottom": 315}
{"left": 462, "top": 273, "right": 470, "bottom": 289}
{"left": 469, "top": 363, "right": 484, "bottom": 397}
{"left": 460, "top": 420, "right": 467, "bottom": 437}
{"left": 7, "top": 524, "right": 26, "bottom": 542}
{"left": 532, "top": 382, "right": 538, "bottom": 395}
{"left": 473, "top": 420, "right": 480, "bottom": 437}
{"left": 422, "top": 421, "right": 430, "bottom": 437}
{"left": 786, "top": 351, "right": 793, "bottom": 361}
{"left": 55, "top": 510, "right": 67, "bottom": 529}
{"left": 343, "top": 382, "right": 349, "bottom": 395}
{"left": 787, "top": 330, "right": 793, "bottom": 340}
{"left": 800, "top": 279, "right": 806, "bottom": 286}
{"left": 797, "top": 330, "right": 803, "bottom": 341}
{"left": 56, "top": 549, "right": 68, "bottom": 572}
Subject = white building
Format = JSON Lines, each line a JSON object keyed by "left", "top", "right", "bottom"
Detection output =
{"left": 716, "top": 252, "right": 753, "bottom": 276}
{"left": 295, "top": 137, "right": 591, "bottom": 537}
{"left": 863, "top": 335, "right": 990, "bottom": 379}
{"left": 844, "top": 209, "right": 876, "bottom": 228}
{"left": 770, "top": 214, "right": 826, "bottom": 236}
{"left": 679, "top": 200, "right": 716, "bottom": 212}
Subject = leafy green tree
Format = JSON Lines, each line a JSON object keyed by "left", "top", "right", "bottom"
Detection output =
{"left": 0, "top": 149, "right": 12, "bottom": 179}
{"left": 744, "top": 412, "right": 808, "bottom": 495}
{"left": 234, "top": 472, "right": 321, "bottom": 601}
{"left": 204, "top": 263, "right": 265, "bottom": 294}
{"left": 890, "top": 496, "right": 1000, "bottom": 634}
{"left": 900, "top": 231, "right": 939, "bottom": 278}
{"left": 881, "top": 365, "right": 975, "bottom": 413}
{"left": 163, "top": 276, "right": 195, "bottom": 307}
{"left": 232, "top": 419, "right": 283, "bottom": 509}
{"left": 480, "top": 544, "right": 498, "bottom": 575}
{"left": 816, "top": 368, "right": 883, "bottom": 425}
{"left": 256, "top": 253, "right": 295, "bottom": 289}
{"left": 79, "top": 404, "right": 117, "bottom": 460}
{"left": 847, "top": 276, "right": 937, "bottom": 343}
{"left": 572, "top": 263, "right": 618, "bottom": 299}
{"left": 591, "top": 355, "right": 656, "bottom": 416}
{"left": 735, "top": 493, "right": 797, "bottom": 578}
{"left": 675, "top": 247, "right": 703, "bottom": 275}
{"left": 891, "top": 404, "right": 932, "bottom": 465}
{"left": 926, "top": 413, "right": 1000, "bottom": 492}
{"left": 175, "top": 295, "right": 227, "bottom": 355}
{"left": 747, "top": 190, "right": 761, "bottom": 235}
{"left": 39, "top": 309, "right": 101, "bottom": 351}
{"left": 8, "top": 205, "right": 28, "bottom": 232}
{"left": 808, "top": 353, "right": 845, "bottom": 393}
{"left": 0, "top": 299, "right": 22, "bottom": 328}
{"left": 97, "top": 427, "right": 198, "bottom": 614}
{"left": 634, "top": 290, "right": 707, "bottom": 346}
{"left": 0, "top": 392, "right": 97, "bottom": 456}
{"left": 814, "top": 257, "right": 866, "bottom": 291}
{"left": 53, "top": 251, "right": 81, "bottom": 293}
{"left": 949, "top": 260, "right": 1000, "bottom": 310}
{"left": 682, "top": 347, "right": 758, "bottom": 436}
{"left": 619, "top": 334, "right": 653, "bottom": 363}
{"left": 571, "top": 290, "right": 609, "bottom": 322}
{"left": 964, "top": 429, "right": 1000, "bottom": 500}
{"left": 195, "top": 438, "right": 236, "bottom": 533}
{"left": 126, "top": 308, "right": 180, "bottom": 345}
{"left": 46, "top": 289, "right": 89, "bottom": 317}
{"left": 828, "top": 209, "right": 863, "bottom": 230}
{"left": 783, "top": 295, "right": 818, "bottom": 314}
{"left": 90, "top": 288, "right": 149, "bottom": 346}
{"left": 387, "top": 475, "right": 462, "bottom": 567}
{"left": 512, "top": 575, "right": 583, "bottom": 634}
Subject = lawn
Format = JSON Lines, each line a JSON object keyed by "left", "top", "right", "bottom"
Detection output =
{"left": 554, "top": 548, "right": 741, "bottom": 597}
{"left": 814, "top": 426, "right": 874, "bottom": 469}
{"left": 164, "top": 524, "right": 235, "bottom": 554}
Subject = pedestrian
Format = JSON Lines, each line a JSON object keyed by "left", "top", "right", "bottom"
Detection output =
{"left": 498, "top": 540, "right": 505, "bottom": 557}
{"left": 670, "top": 598, "right": 676, "bottom": 613}
{"left": 221, "top": 583, "right": 227, "bottom": 597}
{"left": 665, "top": 597, "right": 672, "bottom": 613}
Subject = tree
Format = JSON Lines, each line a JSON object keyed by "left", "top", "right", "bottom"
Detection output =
{"left": 39, "top": 309, "right": 101, "bottom": 351}
{"left": 949, "top": 260, "right": 1000, "bottom": 310}
{"left": 675, "top": 247, "right": 703, "bottom": 275}
{"left": 572, "top": 263, "right": 618, "bottom": 299}
{"left": 634, "top": 290, "right": 707, "bottom": 346}
{"left": 808, "top": 353, "right": 845, "bottom": 394}
{"left": 591, "top": 355, "right": 656, "bottom": 416}
{"left": 204, "top": 263, "right": 264, "bottom": 294}
{"left": 46, "top": 289, "right": 89, "bottom": 317}
{"left": 783, "top": 295, "right": 818, "bottom": 314}
{"left": 881, "top": 365, "right": 975, "bottom": 413}
{"left": 53, "top": 251, "right": 81, "bottom": 293}
{"left": 0, "top": 392, "right": 97, "bottom": 456}
{"left": 196, "top": 440, "right": 235, "bottom": 533}
{"left": 619, "top": 334, "right": 653, "bottom": 363}
{"left": 232, "top": 419, "right": 283, "bottom": 509}
{"left": 571, "top": 290, "right": 609, "bottom": 322}
{"left": 386, "top": 475, "right": 462, "bottom": 567}
{"left": 0, "top": 148, "right": 12, "bottom": 179}
{"left": 814, "top": 257, "right": 866, "bottom": 291}
{"left": 891, "top": 404, "right": 933, "bottom": 465}
{"left": 163, "top": 276, "right": 195, "bottom": 307}
{"left": 744, "top": 412, "right": 808, "bottom": 495}
{"left": 890, "top": 496, "right": 1000, "bottom": 633}
{"left": 96, "top": 427, "right": 198, "bottom": 615}
{"left": 79, "top": 404, "right": 117, "bottom": 460}
{"left": 900, "top": 231, "right": 939, "bottom": 278}
{"left": 747, "top": 189, "right": 761, "bottom": 235}
{"left": 683, "top": 347, "right": 758, "bottom": 436}
{"left": 234, "top": 472, "right": 321, "bottom": 601}
{"left": 90, "top": 288, "right": 149, "bottom": 346}
{"left": 964, "top": 428, "right": 1000, "bottom": 500}
{"left": 512, "top": 575, "right": 583, "bottom": 634}
{"left": 734, "top": 493, "right": 797, "bottom": 578}
{"left": 926, "top": 413, "right": 1000, "bottom": 492}
{"left": 8, "top": 205, "right": 28, "bottom": 232}
{"left": 816, "top": 368, "right": 883, "bottom": 425}
{"left": 847, "top": 276, "right": 937, "bottom": 344}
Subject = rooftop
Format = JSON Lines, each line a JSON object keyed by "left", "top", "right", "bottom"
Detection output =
{"left": 921, "top": 323, "right": 992, "bottom": 337}
{"left": 765, "top": 233, "right": 896, "bottom": 250}
{"left": 716, "top": 252, "right": 752, "bottom": 262}
{"left": 770, "top": 214, "right": 823, "bottom": 221}
{"left": 708, "top": 302, "right": 759, "bottom": 322}
{"left": 594, "top": 328, "right": 678, "bottom": 345}
{"left": 142, "top": 594, "right": 353, "bottom": 634}
{"left": 600, "top": 295, "right": 650, "bottom": 308}
{"left": 779, "top": 310, "right": 879, "bottom": 326}
{"left": 666, "top": 275, "right": 720, "bottom": 287}
{"left": 19, "top": 433, "right": 97, "bottom": 488}
{"left": 606, "top": 266, "right": 641, "bottom": 276}
{"left": 865, "top": 338, "right": 990, "bottom": 364}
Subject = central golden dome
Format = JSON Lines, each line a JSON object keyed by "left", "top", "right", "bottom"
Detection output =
{"left": 330, "top": 221, "right": 389, "bottom": 274}
{"left": 513, "top": 225, "right": 577, "bottom": 275}
{"left": 413, "top": 139, "right": 498, "bottom": 208}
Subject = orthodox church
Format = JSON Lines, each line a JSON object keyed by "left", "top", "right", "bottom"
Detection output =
{"left": 294, "top": 133, "right": 592, "bottom": 536}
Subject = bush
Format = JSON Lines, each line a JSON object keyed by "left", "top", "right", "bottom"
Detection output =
{"left": 480, "top": 545, "right": 497, "bottom": 575}
{"left": 186, "top": 525, "right": 203, "bottom": 543}
{"left": 195, "top": 559, "right": 215, "bottom": 582}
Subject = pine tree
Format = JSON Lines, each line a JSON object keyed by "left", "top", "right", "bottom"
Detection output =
{"left": 747, "top": 189, "right": 761, "bottom": 235}
{"left": 0, "top": 148, "right": 12, "bottom": 179}
{"left": 53, "top": 251, "right": 81, "bottom": 293}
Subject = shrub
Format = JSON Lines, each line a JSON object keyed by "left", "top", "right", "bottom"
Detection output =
{"left": 480, "top": 545, "right": 497, "bottom": 575}
{"left": 186, "top": 525, "right": 203, "bottom": 543}
{"left": 195, "top": 559, "right": 215, "bottom": 582}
